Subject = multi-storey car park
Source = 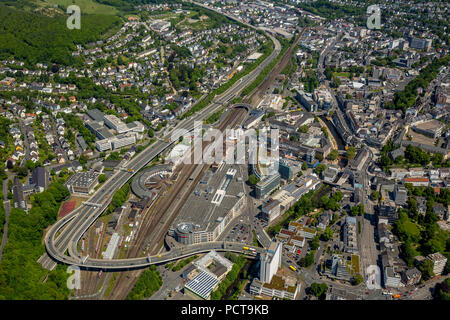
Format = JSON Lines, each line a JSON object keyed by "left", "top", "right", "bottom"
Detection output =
{"left": 168, "top": 164, "right": 246, "bottom": 245}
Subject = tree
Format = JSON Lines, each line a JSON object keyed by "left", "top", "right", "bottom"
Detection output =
{"left": 98, "top": 174, "right": 107, "bottom": 184}
{"left": 314, "top": 164, "right": 327, "bottom": 175}
{"left": 309, "top": 283, "right": 328, "bottom": 299}
{"left": 350, "top": 204, "right": 364, "bottom": 216}
{"left": 321, "top": 227, "right": 334, "bottom": 241}
{"left": 302, "top": 162, "right": 308, "bottom": 170}
{"left": 435, "top": 278, "right": 450, "bottom": 300}
{"left": 346, "top": 146, "right": 356, "bottom": 160}
{"left": 310, "top": 235, "right": 320, "bottom": 250}
{"left": 327, "top": 149, "right": 338, "bottom": 161}
{"left": 248, "top": 174, "right": 260, "bottom": 186}
{"left": 298, "top": 125, "right": 309, "bottom": 133}
{"left": 299, "top": 251, "right": 315, "bottom": 268}
{"left": 352, "top": 274, "right": 364, "bottom": 286}
{"left": 370, "top": 191, "right": 380, "bottom": 201}
{"left": 418, "top": 259, "right": 435, "bottom": 280}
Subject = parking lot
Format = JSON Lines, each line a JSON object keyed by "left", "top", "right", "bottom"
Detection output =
{"left": 225, "top": 223, "right": 251, "bottom": 243}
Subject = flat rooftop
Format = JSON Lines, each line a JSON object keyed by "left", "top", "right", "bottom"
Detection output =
{"left": 414, "top": 119, "right": 444, "bottom": 131}
{"left": 172, "top": 164, "right": 245, "bottom": 234}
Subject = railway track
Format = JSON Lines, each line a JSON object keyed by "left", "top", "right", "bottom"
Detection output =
{"left": 243, "top": 29, "right": 305, "bottom": 106}
{"left": 105, "top": 107, "right": 248, "bottom": 299}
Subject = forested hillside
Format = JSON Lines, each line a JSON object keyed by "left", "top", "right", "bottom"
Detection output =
{"left": 0, "top": 3, "right": 122, "bottom": 66}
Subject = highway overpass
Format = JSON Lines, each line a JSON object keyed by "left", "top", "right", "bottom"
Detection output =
{"left": 42, "top": 6, "right": 283, "bottom": 272}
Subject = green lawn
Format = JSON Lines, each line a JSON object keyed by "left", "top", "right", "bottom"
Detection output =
{"left": 333, "top": 72, "right": 350, "bottom": 78}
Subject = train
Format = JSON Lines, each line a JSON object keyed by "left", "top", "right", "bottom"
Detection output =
{"left": 243, "top": 246, "right": 257, "bottom": 254}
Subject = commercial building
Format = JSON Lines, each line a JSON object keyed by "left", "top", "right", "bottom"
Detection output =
{"left": 323, "top": 166, "right": 339, "bottom": 183}
{"left": 86, "top": 108, "right": 105, "bottom": 124}
{"left": 343, "top": 216, "right": 358, "bottom": 253}
{"left": 184, "top": 271, "right": 219, "bottom": 300}
{"left": 255, "top": 173, "right": 281, "bottom": 199}
{"left": 95, "top": 132, "right": 137, "bottom": 151}
{"left": 411, "top": 120, "right": 444, "bottom": 139}
{"left": 86, "top": 121, "right": 115, "bottom": 140}
{"left": 305, "top": 149, "right": 315, "bottom": 164}
{"left": 295, "top": 89, "right": 318, "bottom": 112}
{"left": 384, "top": 266, "right": 402, "bottom": 288}
{"left": 193, "top": 251, "right": 233, "bottom": 282}
{"left": 409, "top": 37, "right": 432, "bottom": 50}
{"left": 95, "top": 139, "right": 111, "bottom": 152}
{"left": 260, "top": 241, "right": 282, "bottom": 283}
{"left": 350, "top": 148, "right": 369, "bottom": 171}
{"left": 278, "top": 160, "right": 293, "bottom": 181}
{"left": 64, "top": 171, "right": 100, "bottom": 195}
{"left": 169, "top": 165, "right": 246, "bottom": 245}
{"left": 403, "top": 177, "right": 429, "bottom": 187}
{"left": 249, "top": 275, "right": 300, "bottom": 300}
{"left": 111, "top": 133, "right": 136, "bottom": 149}
{"left": 377, "top": 205, "right": 399, "bottom": 223}
{"left": 242, "top": 109, "right": 264, "bottom": 129}
{"left": 104, "top": 114, "right": 129, "bottom": 133}
{"left": 394, "top": 184, "right": 408, "bottom": 206}
{"left": 427, "top": 252, "right": 447, "bottom": 276}
{"left": 262, "top": 199, "right": 281, "bottom": 223}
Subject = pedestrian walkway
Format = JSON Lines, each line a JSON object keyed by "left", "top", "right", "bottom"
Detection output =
{"left": 366, "top": 265, "right": 382, "bottom": 290}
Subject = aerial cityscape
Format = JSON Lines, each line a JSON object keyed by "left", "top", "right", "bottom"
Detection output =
{"left": 0, "top": 0, "right": 449, "bottom": 304}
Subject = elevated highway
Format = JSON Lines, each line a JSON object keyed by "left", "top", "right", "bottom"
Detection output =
{"left": 49, "top": 239, "right": 262, "bottom": 271}
{"left": 42, "top": 4, "right": 286, "bottom": 272}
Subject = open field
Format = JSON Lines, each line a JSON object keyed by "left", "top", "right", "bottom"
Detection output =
{"left": 405, "top": 128, "right": 436, "bottom": 146}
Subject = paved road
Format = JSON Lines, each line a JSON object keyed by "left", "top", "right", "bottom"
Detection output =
{"left": 42, "top": 4, "right": 287, "bottom": 271}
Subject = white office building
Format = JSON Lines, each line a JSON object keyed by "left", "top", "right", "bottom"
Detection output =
{"left": 95, "top": 139, "right": 111, "bottom": 152}
{"left": 104, "top": 114, "right": 130, "bottom": 134}
{"left": 111, "top": 133, "right": 136, "bottom": 150}
{"left": 260, "top": 241, "right": 282, "bottom": 283}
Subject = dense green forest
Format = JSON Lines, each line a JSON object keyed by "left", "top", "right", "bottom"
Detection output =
{"left": 126, "top": 265, "right": 162, "bottom": 300}
{"left": 0, "top": 181, "right": 71, "bottom": 299}
{"left": 0, "top": 4, "right": 121, "bottom": 66}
